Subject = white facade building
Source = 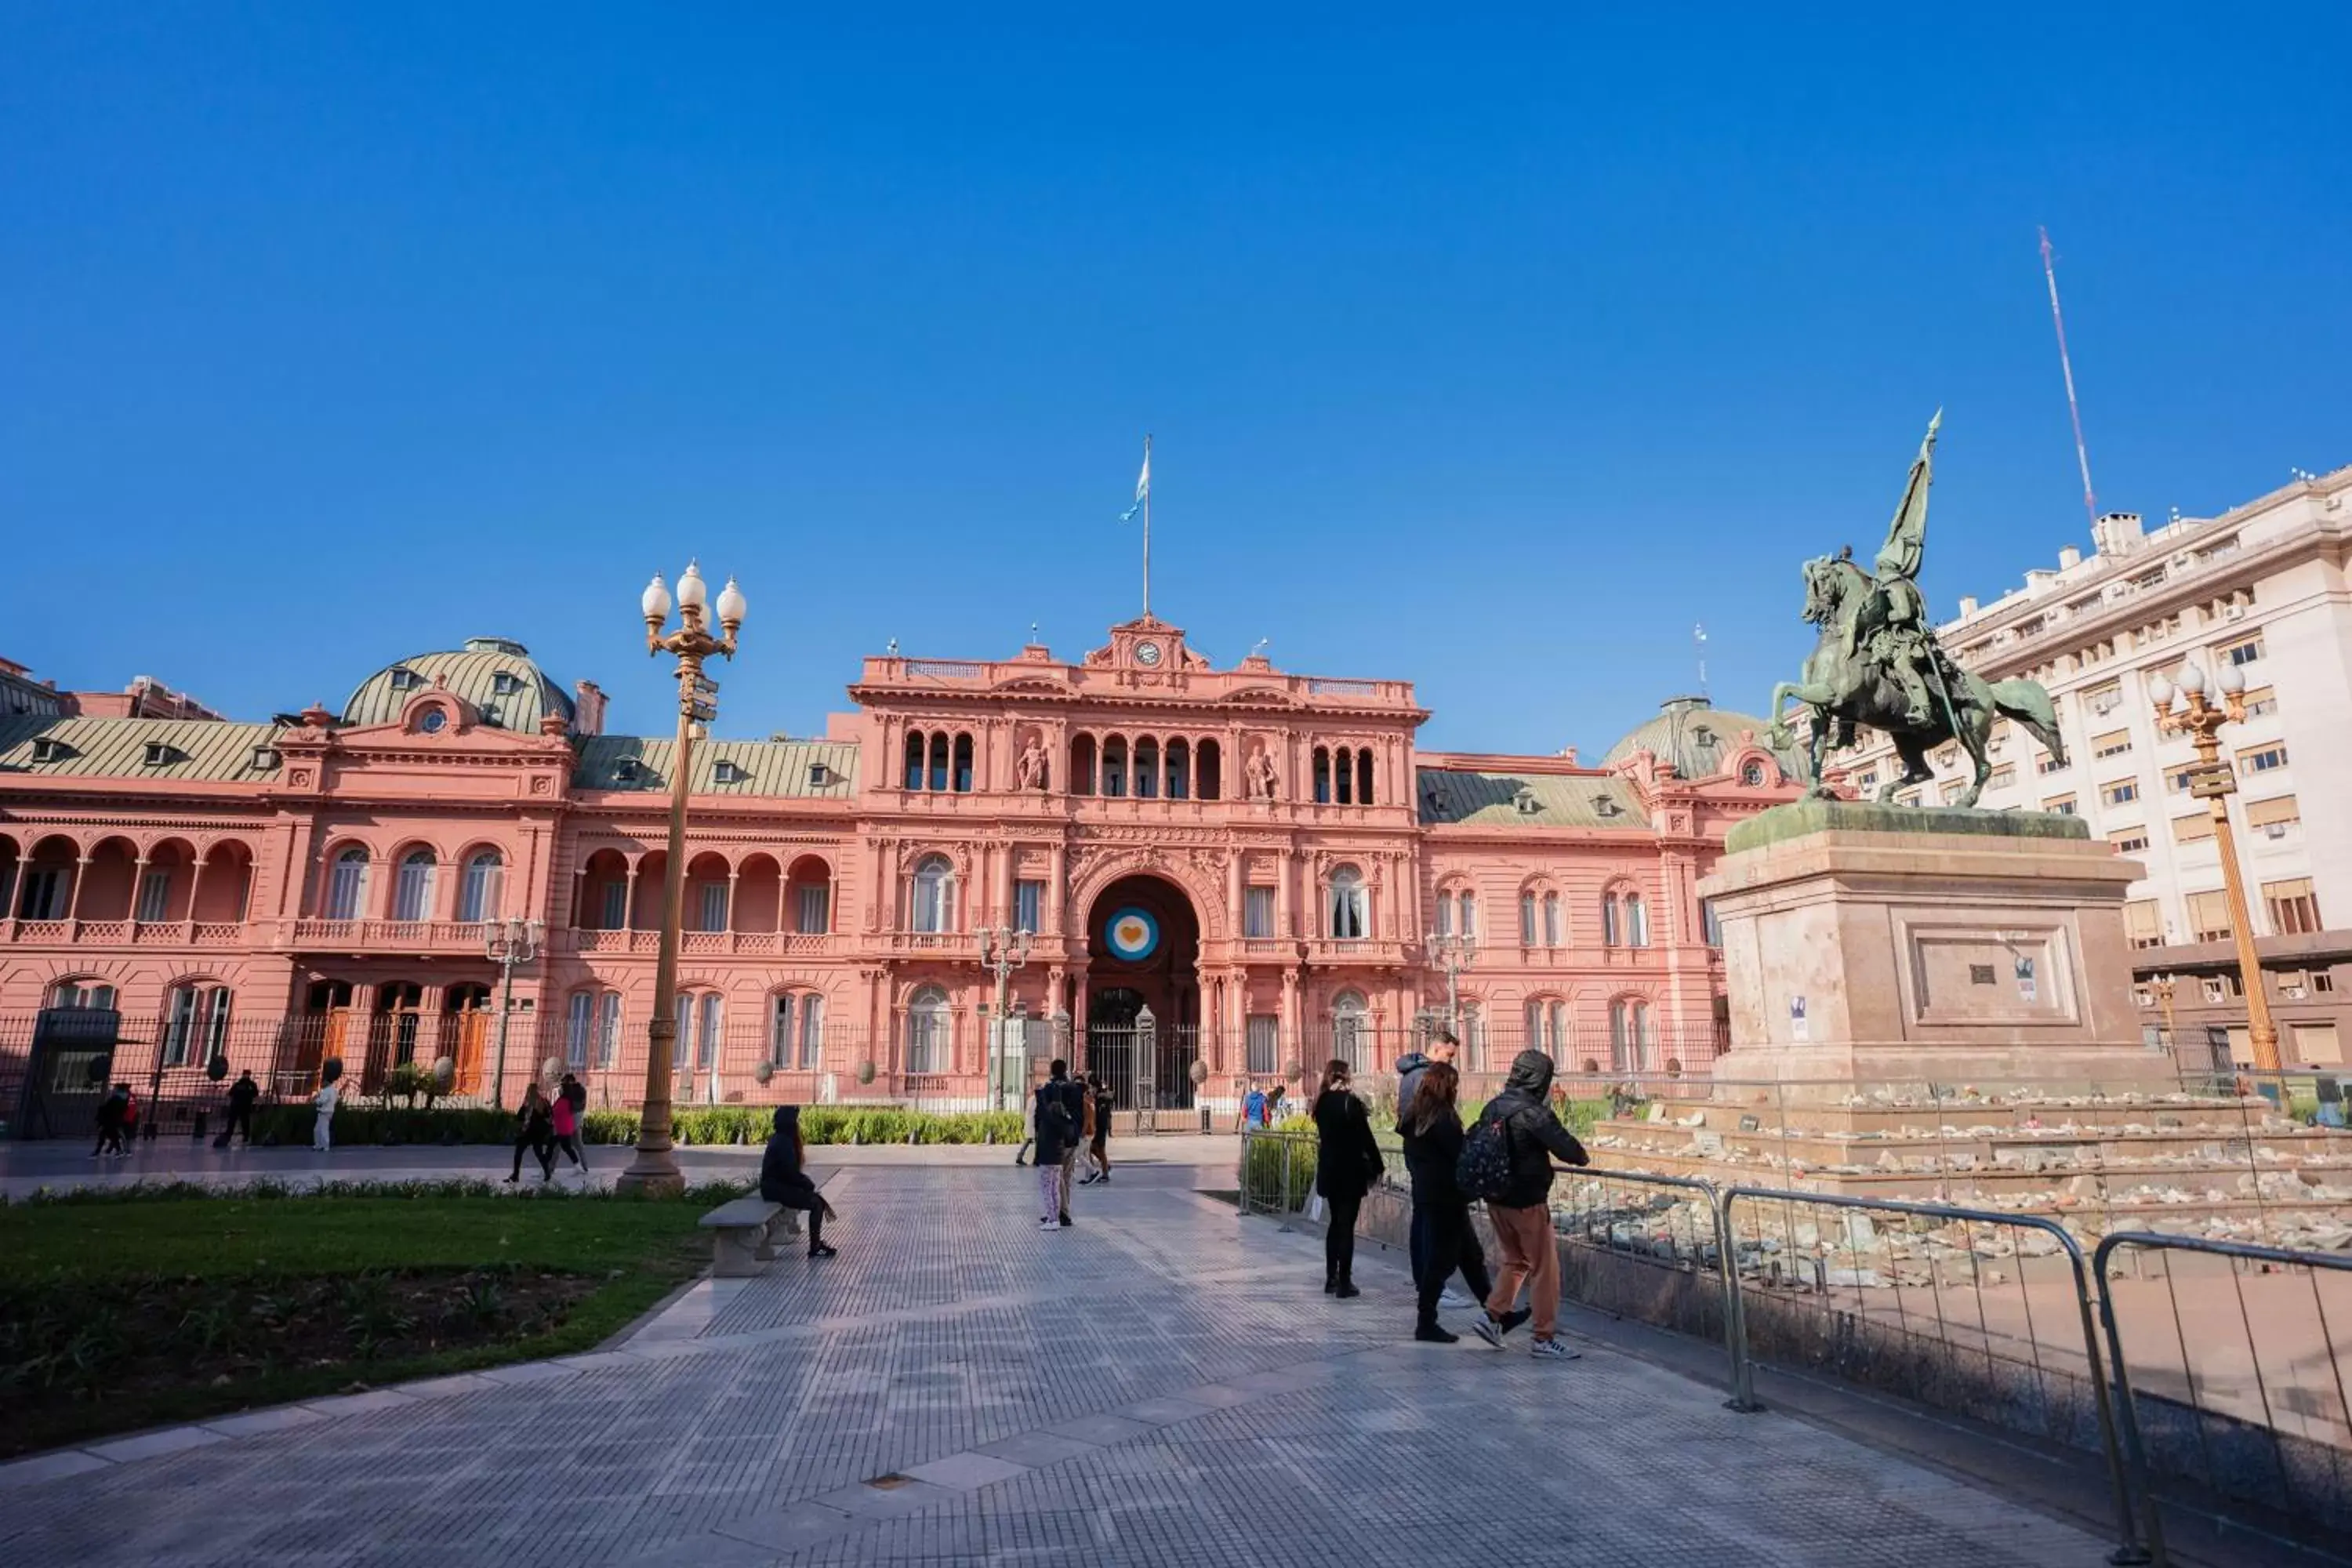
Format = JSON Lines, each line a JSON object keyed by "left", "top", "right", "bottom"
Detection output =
{"left": 1830, "top": 463, "right": 2352, "bottom": 1069}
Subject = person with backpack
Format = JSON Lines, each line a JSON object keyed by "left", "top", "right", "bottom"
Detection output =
{"left": 1080, "top": 1071, "right": 1115, "bottom": 1185}
{"left": 1032, "top": 1058, "right": 1085, "bottom": 1229}
{"left": 558, "top": 1073, "right": 590, "bottom": 1173}
{"left": 1462, "top": 1048, "right": 1589, "bottom": 1359}
{"left": 1399, "top": 1060, "right": 1494, "bottom": 1342}
{"left": 1311, "top": 1058, "right": 1383, "bottom": 1298}
{"left": 546, "top": 1079, "right": 586, "bottom": 1178}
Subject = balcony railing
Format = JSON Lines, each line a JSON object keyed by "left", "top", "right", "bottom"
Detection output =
{"left": 3, "top": 917, "right": 256, "bottom": 948}
{"left": 285, "top": 918, "right": 497, "bottom": 953}
{"left": 564, "top": 928, "right": 838, "bottom": 956}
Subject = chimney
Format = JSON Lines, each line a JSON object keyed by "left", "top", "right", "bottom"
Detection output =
{"left": 1958, "top": 596, "right": 1980, "bottom": 616}
{"left": 2058, "top": 546, "right": 2083, "bottom": 571}
{"left": 2092, "top": 511, "right": 2144, "bottom": 556}
{"left": 572, "top": 681, "right": 607, "bottom": 736}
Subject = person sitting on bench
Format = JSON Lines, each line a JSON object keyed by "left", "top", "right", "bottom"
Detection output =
{"left": 760, "top": 1105, "right": 837, "bottom": 1258}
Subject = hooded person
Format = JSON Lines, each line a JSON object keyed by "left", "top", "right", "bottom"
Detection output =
{"left": 1469, "top": 1049, "right": 1589, "bottom": 1360}
{"left": 759, "top": 1106, "right": 838, "bottom": 1258}
{"left": 1392, "top": 1031, "right": 1478, "bottom": 1307}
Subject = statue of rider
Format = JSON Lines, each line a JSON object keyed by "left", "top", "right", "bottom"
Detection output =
{"left": 1848, "top": 411, "right": 1946, "bottom": 730}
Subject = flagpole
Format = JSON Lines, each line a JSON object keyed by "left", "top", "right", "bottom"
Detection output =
{"left": 1142, "top": 433, "right": 1152, "bottom": 618}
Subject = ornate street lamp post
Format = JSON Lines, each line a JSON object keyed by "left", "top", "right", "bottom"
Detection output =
{"left": 1425, "top": 928, "right": 1472, "bottom": 1037}
{"left": 2147, "top": 971, "right": 2180, "bottom": 1054}
{"left": 483, "top": 915, "right": 543, "bottom": 1108}
{"left": 2147, "top": 659, "right": 2280, "bottom": 1073}
{"left": 978, "top": 924, "right": 1033, "bottom": 1112}
{"left": 615, "top": 561, "right": 746, "bottom": 1197}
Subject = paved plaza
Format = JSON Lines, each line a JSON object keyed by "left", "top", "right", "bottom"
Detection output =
{"left": 0, "top": 1160, "right": 2124, "bottom": 1567}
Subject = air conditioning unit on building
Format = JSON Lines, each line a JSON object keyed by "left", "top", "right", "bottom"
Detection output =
{"left": 2223, "top": 603, "right": 2246, "bottom": 622}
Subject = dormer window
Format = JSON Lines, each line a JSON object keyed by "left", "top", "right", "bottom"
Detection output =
{"left": 30, "top": 737, "right": 65, "bottom": 764}
{"left": 491, "top": 671, "right": 522, "bottom": 696}
{"left": 1593, "top": 794, "right": 1622, "bottom": 818}
{"left": 713, "top": 760, "right": 746, "bottom": 785}
{"left": 613, "top": 757, "right": 642, "bottom": 782}
{"left": 142, "top": 742, "right": 179, "bottom": 767}
{"left": 808, "top": 762, "right": 830, "bottom": 788}
{"left": 1513, "top": 786, "right": 1541, "bottom": 816}
{"left": 251, "top": 746, "right": 281, "bottom": 771}
{"left": 1693, "top": 725, "right": 1715, "bottom": 748}
{"left": 478, "top": 702, "right": 502, "bottom": 728}
{"left": 389, "top": 667, "right": 421, "bottom": 692}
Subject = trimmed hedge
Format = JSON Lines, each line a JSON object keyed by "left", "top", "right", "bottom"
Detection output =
{"left": 256, "top": 1104, "right": 1025, "bottom": 1149}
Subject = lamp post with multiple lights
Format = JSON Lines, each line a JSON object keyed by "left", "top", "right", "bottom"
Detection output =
{"left": 483, "top": 914, "right": 543, "bottom": 1108}
{"left": 613, "top": 561, "right": 746, "bottom": 1197}
{"left": 2146, "top": 658, "right": 2280, "bottom": 1073}
{"left": 1425, "top": 928, "right": 1473, "bottom": 1037}
{"left": 978, "top": 924, "right": 1034, "bottom": 1111}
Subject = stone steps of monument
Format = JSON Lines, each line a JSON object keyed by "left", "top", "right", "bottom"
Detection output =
{"left": 1616, "top": 1092, "right": 2292, "bottom": 1138}
{"left": 1591, "top": 1117, "right": 2352, "bottom": 1171}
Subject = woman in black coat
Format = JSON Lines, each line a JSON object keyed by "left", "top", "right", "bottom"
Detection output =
{"left": 759, "top": 1106, "right": 837, "bottom": 1258}
{"left": 1311, "top": 1058, "right": 1383, "bottom": 1298}
{"left": 1398, "top": 1061, "right": 1494, "bottom": 1341}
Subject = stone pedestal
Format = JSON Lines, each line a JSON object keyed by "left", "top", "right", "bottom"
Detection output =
{"left": 1699, "top": 800, "right": 2172, "bottom": 1091}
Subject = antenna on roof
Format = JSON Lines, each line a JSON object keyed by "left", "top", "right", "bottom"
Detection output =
{"left": 1693, "top": 622, "right": 1708, "bottom": 700}
{"left": 2038, "top": 227, "right": 2100, "bottom": 537}
{"left": 1249, "top": 637, "right": 1271, "bottom": 660}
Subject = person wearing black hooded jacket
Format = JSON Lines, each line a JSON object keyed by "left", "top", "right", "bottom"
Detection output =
{"left": 1398, "top": 1060, "right": 1493, "bottom": 1342}
{"left": 760, "top": 1106, "right": 837, "bottom": 1258}
{"left": 1470, "top": 1049, "right": 1588, "bottom": 1360}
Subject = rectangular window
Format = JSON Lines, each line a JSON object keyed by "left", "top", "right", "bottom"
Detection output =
{"left": 602, "top": 881, "right": 627, "bottom": 929}
{"left": 795, "top": 882, "right": 830, "bottom": 934}
{"left": 1244, "top": 887, "right": 1276, "bottom": 938}
{"left": 1940, "top": 779, "right": 1967, "bottom": 804}
{"left": 2042, "top": 795, "right": 2077, "bottom": 816}
{"left": 2246, "top": 794, "right": 2300, "bottom": 836}
{"left": 2187, "top": 888, "right": 2234, "bottom": 943}
{"left": 1246, "top": 1015, "right": 1279, "bottom": 1076}
{"left": 699, "top": 882, "right": 728, "bottom": 932}
{"left": 2265, "top": 877, "right": 2322, "bottom": 935}
{"left": 2100, "top": 779, "right": 2140, "bottom": 807}
{"left": 2085, "top": 681, "right": 2124, "bottom": 716}
{"left": 568, "top": 993, "right": 593, "bottom": 1068}
{"left": 2107, "top": 829, "right": 2150, "bottom": 854}
{"left": 2242, "top": 685, "right": 2278, "bottom": 717}
{"left": 19, "top": 867, "right": 64, "bottom": 920}
{"left": 2092, "top": 730, "right": 2133, "bottom": 759}
{"left": 1700, "top": 898, "right": 1722, "bottom": 948}
{"left": 2166, "top": 768, "right": 2196, "bottom": 795}
{"left": 2037, "top": 753, "right": 2067, "bottom": 775}
{"left": 2173, "top": 811, "right": 2216, "bottom": 844}
{"left": 136, "top": 869, "right": 171, "bottom": 922}
{"left": 697, "top": 994, "right": 723, "bottom": 1069}
{"left": 769, "top": 994, "right": 793, "bottom": 1064}
{"left": 2220, "top": 635, "right": 2264, "bottom": 666}
{"left": 1544, "top": 895, "right": 1563, "bottom": 948}
{"left": 597, "top": 993, "right": 622, "bottom": 1069}
{"left": 1987, "top": 763, "right": 2016, "bottom": 789}
{"left": 798, "top": 995, "right": 823, "bottom": 1069}
{"left": 1517, "top": 893, "right": 1535, "bottom": 946}
{"left": 1458, "top": 891, "right": 1477, "bottom": 944}
{"left": 163, "top": 986, "right": 200, "bottom": 1067}
{"left": 1855, "top": 769, "right": 1879, "bottom": 789}
{"left": 1014, "top": 880, "right": 1044, "bottom": 934}
{"left": 2238, "top": 743, "right": 2288, "bottom": 775}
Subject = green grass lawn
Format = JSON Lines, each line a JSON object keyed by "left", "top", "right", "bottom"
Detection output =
{"left": 0, "top": 1182, "right": 733, "bottom": 1457}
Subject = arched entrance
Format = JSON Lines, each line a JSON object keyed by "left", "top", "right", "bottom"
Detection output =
{"left": 1081, "top": 874, "right": 1200, "bottom": 1114}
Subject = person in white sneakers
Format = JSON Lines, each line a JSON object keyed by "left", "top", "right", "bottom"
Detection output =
{"left": 1030, "top": 1059, "right": 1084, "bottom": 1228}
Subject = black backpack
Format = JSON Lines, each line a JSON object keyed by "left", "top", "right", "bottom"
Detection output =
{"left": 1039, "top": 1081, "right": 1076, "bottom": 1145}
{"left": 1455, "top": 1106, "right": 1515, "bottom": 1202}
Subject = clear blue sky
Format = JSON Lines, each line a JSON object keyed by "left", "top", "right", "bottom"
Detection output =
{"left": 5, "top": 5, "right": 2347, "bottom": 755}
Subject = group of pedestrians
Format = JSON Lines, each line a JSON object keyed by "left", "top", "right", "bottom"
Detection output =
{"left": 1022, "top": 1058, "right": 1117, "bottom": 1227}
{"left": 506, "top": 1074, "right": 590, "bottom": 1183}
{"left": 1311, "top": 1032, "right": 1590, "bottom": 1360}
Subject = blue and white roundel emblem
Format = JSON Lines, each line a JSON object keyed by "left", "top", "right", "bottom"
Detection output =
{"left": 1105, "top": 907, "right": 1160, "bottom": 962}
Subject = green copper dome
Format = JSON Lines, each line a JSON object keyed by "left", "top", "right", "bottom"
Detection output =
{"left": 1602, "top": 695, "right": 1795, "bottom": 783}
{"left": 341, "top": 637, "right": 575, "bottom": 733}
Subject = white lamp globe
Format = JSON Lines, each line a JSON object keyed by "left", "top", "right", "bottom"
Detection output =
{"left": 2147, "top": 673, "right": 2173, "bottom": 710}
{"left": 2176, "top": 661, "right": 2206, "bottom": 695}
{"left": 676, "top": 561, "right": 709, "bottom": 610}
{"left": 2217, "top": 660, "right": 2246, "bottom": 695}
{"left": 641, "top": 574, "right": 673, "bottom": 620}
{"left": 715, "top": 576, "right": 747, "bottom": 626}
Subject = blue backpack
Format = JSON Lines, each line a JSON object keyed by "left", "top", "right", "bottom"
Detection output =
{"left": 1455, "top": 1109, "right": 1515, "bottom": 1202}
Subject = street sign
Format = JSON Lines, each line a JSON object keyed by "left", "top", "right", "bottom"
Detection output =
{"left": 693, "top": 674, "right": 720, "bottom": 696}
{"left": 2187, "top": 765, "right": 2234, "bottom": 800}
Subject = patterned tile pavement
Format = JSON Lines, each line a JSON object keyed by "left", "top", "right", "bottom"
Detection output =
{"left": 0, "top": 1164, "right": 2116, "bottom": 1566}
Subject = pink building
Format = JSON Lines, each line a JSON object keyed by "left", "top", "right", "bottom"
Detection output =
{"left": 0, "top": 619, "right": 1796, "bottom": 1125}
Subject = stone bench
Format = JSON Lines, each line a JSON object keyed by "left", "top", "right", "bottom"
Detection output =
{"left": 698, "top": 1196, "right": 803, "bottom": 1277}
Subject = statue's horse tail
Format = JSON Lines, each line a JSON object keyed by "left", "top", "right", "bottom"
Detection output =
{"left": 1990, "top": 678, "right": 2068, "bottom": 768}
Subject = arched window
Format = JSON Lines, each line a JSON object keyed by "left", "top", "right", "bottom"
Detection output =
{"left": 459, "top": 851, "right": 503, "bottom": 923}
{"left": 1436, "top": 891, "right": 1456, "bottom": 938}
{"left": 326, "top": 847, "right": 369, "bottom": 920}
{"left": 673, "top": 992, "right": 724, "bottom": 1071}
{"left": 1166, "top": 738, "right": 1189, "bottom": 800}
{"left": 1069, "top": 734, "right": 1098, "bottom": 796}
{"left": 393, "top": 850, "right": 436, "bottom": 922}
{"left": 1740, "top": 759, "right": 1767, "bottom": 787}
{"left": 927, "top": 732, "right": 949, "bottom": 793}
{"left": 1610, "top": 998, "right": 1651, "bottom": 1072}
{"left": 1334, "top": 746, "right": 1354, "bottom": 805}
{"left": 904, "top": 731, "right": 927, "bottom": 790}
{"left": 1197, "top": 739, "right": 1222, "bottom": 800}
{"left": 1328, "top": 866, "right": 1367, "bottom": 942}
{"left": 1522, "top": 999, "right": 1566, "bottom": 1058}
{"left": 912, "top": 855, "right": 955, "bottom": 933}
{"left": 1134, "top": 737, "right": 1160, "bottom": 799}
{"left": 1312, "top": 747, "right": 1332, "bottom": 804}
{"left": 1543, "top": 891, "right": 1563, "bottom": 947}
{"left": 1458, "top": 890, "right": 1478, "bottom": 945}
{"left": 567, "top": 990, "right": 622, "bottom": 1069}
{"left": 1330, "top": 990, "right": 1368, "bottom": 1072}
{"left": 906, "top": 985, "right": 950, "bottom": 1074}
{"left": 771, "top": 992, "right": 827, "bottom": 1069}
{"left": 1102, "top": 736, "right": 1129, "bottom": 797}
{"left": 162, "top": 983, "right": 232, "bottom": 1067}
{"left": 1357, "top": 749, "right": 1375, "bottom": 807}
{"left": 953, "top": 733, "right": 975, "bottom": 793}
{"left": 1518, "top": 891, "right": 1536, "bottom": 946}
{"left": 1603, "top": 887, "right": 1650, "bottom": 948}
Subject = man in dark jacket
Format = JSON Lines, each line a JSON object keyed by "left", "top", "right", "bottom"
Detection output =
{"left": 1471, "top": 1049, "right": 1588, "bottom": 1360}
{"left": 1394, "top": 1031, "right": 1482, "bottom": 1308}
{"left": 1032, "top": 1058, "right": 1085, "bottom": 1229}
{"left": 220, "top": 1070, "right": 260, "bottom": 1148}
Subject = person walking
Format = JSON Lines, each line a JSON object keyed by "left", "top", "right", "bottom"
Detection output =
{"left": 1243, "top": 1080, "right": 1268, "bottom": 1131}
{"left": 217, "top": 1069, "right": 260, "bottom": 1149}
{"left": 1392, "top": 1030, "right": 1483, "bottom": 1310}
{"left": 1080, "top": 1071, "right": 1115, "bottom": 1185}
{"left": 1311, "top": 1058, "right": 1382, "bottom": 1298}
{"left": 1031, "top": 1058, "right": 1084, "bottom": 1229}
{"left": 1469, "top": 1049, "right": 1590, "bottom": 1360}
{"left": 91, "top": 1083, "right": 131, "bottom": 1157}
{"left": 1399, "top": 1061, "right": 1496, "bottom": 1343}
{"left": 547, "top": 1079, "right": 586, "bottom": 1178}
{"left": 506, "top": 1083, "right": 555, "bottom": 1183}
{"left": 760, "top": 1105, "right": 838, "bottom": 1258}
{"left": 311, "top": 1065, "right": 341, "bottom": 1152}
{"left": 558, "top": 1073, "right": 590, "bottom": 1174}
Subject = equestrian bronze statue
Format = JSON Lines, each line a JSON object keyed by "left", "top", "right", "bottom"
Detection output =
{"left": 1767, "top": 413, "right": 2067, "bottom": 808}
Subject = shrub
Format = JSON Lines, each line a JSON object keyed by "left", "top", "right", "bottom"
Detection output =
{"left": 241, "top": 1104, "right": 1027, "bottom": 1149}
{"left": 1242, "top": 1132, "right": 1317, "bottom": 1212}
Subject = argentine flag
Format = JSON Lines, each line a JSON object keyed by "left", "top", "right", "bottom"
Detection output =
{"left": 1119, "top": 443, "right": 1150, "bottom": 523}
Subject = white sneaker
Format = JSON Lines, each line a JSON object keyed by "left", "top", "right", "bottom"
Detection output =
{"left": 1439, "top": 1287, "right": 1478, "bottom": 1310}
{"left": 1528, "top": 1338, "right": 1581, "bottom": 1362}
{"left": 1038, "top": 1217, "right": 1056, "bottom": 1230}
